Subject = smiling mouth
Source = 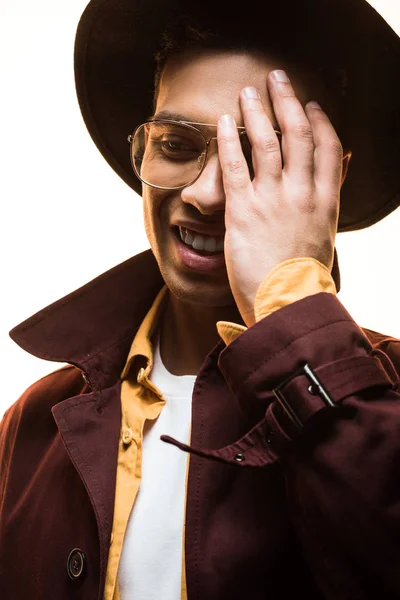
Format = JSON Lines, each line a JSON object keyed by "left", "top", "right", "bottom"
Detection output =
{"left": 174, "top": 226, "right": 224, "bottom": 255}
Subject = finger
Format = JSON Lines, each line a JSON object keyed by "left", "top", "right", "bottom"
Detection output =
{"left": 305, "top": 101, "right": 344, "bottom": 192}
{"left": 217, "top": 114, "right": 252, "bottom": 201}
{"left": 239, "top": 86, "right": 282, "bottom": 184}
{"left": 267, "top": 70, "right": 315, "bottom": 183}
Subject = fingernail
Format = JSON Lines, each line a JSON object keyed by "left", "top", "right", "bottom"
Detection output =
{"left": 242, "top": 87, "right": 260, "bottom": 99}
{"left": 271, "top": 70, "right": 290, "bottom": 83}
{"left": 219, "top": 114, "right": 235, "bottom": 129}
{"left": 307, "top": 101, "right": 322, "bottom": 110}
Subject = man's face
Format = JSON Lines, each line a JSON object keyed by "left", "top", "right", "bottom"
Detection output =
{"left": 143, "top": 50, "right": 321, "bottom": 308}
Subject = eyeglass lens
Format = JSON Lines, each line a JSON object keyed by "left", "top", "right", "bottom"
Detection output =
{"left": 131, "top": 121, "right": 254, "bottom": 189}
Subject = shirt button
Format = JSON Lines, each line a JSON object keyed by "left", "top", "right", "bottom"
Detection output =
{"left": 67, "top": 548, "right": 86, "bottom": 580}
{"left": 122, "top": 428, "right": 134, "bottom": 445}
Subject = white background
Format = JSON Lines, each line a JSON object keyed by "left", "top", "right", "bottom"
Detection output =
{"left": 1, "top": 0, "right": 400, "bottom": 418}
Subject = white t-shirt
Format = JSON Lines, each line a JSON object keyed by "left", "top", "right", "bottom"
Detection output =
{"left": 117, "top": 332, "right": 196, "bottom": 599}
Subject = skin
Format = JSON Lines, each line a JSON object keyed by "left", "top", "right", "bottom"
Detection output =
{"left": 142, "top": 49, "right": 352, "bottom": 375}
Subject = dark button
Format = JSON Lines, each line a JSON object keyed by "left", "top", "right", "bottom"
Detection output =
{"left": 234, "top": 453, "right": 245, "bottom": 462}
{"left": 308, "top": 384, "right": 319, "bottom": 395}
{"left": 266, "top": 430, "right": 274, "bottom": 444}
{"left": 67, "top": 548, "right": 86, "bottom": 580}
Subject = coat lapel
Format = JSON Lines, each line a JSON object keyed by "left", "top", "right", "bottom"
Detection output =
{"left": 52, "top": 383, "right": 122, "bottom": 592}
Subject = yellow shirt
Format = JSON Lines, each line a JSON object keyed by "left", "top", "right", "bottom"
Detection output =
{"left": 104, "top": 258, "right": 336, "bottom": 600}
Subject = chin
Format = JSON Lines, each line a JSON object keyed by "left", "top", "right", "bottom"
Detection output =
{"left": 161, "top": 268, "right": 235, "bottom": 309}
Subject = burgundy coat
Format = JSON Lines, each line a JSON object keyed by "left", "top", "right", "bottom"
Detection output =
{"left": 1, "top": 249, "right": 400, "bottom": 600}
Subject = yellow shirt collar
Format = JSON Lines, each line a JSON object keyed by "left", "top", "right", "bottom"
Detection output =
{"left": 120, "top": 285, "right": 168, "bottom": 380}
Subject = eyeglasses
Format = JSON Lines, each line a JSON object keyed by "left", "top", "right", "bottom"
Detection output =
{"left": 127, "top": 119, "right": 282, "bottom": 190}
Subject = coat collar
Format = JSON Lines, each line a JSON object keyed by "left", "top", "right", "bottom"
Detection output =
{"left": 9, "top": 249, "right": 165, "bottom": 391}
{"left": 9, "top": 248, "right": 341, "bottom": 391}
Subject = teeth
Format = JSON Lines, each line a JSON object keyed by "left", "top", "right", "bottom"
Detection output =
{"left": 179, "top": 227, "right": 224, "bottom": 253}
{"left": 204, "top": 237, "right": 217, "bottom": 252}
{"left": 185, "top": 230, "right": 194, "bottom": 245}
{"left": 192, "top": 235, "right": 206, "bottom": 250}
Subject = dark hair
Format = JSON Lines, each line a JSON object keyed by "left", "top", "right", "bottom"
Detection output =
{"left": 153, "top": 6, "right": 349, "bottom": 140}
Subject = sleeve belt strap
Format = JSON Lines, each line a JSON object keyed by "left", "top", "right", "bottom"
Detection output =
{"left": 161, "top": 353, "right": 398, "bottom": 468}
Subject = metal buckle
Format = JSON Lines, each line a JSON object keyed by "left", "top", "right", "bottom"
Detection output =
{"left": 272, "top": 363, "right": 336, "bottom": 430}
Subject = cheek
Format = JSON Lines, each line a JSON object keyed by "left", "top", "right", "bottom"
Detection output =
{"left": 142, "top": 189, "right": 168, "bottom": 247}
{"left": 142, "top": 198, "right": 156, "bottom": 245}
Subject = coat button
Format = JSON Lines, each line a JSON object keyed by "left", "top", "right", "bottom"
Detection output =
{"left": 67, "top": 548, "right": 86, "bottom": 580}
{"left": 308, "top": 384, "right": 319, "bottom": 395}
{"left": 234, "top": 453, "right": 245, "bottom": 462}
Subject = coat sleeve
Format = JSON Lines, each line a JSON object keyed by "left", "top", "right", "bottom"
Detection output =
{"left": 0, "top": 366, "right": 86, "bottom": 511}
{"left": 215, "top": 292, "right": 400, "bottom": 599}
{"left": 0, "top": 403, "right": 20, "bottom": 512}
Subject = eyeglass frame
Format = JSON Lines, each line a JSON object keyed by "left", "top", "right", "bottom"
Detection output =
{"left": 127, "top": 119, "right": 283, "bottom": 191}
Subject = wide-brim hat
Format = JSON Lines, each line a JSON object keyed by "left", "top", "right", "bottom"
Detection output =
{"left": 74, "top": 0, "right": 400, "bottom": 232}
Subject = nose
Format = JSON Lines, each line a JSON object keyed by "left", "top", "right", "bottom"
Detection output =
{"left": 180, "top": 149, "right": 225, "bottom": 215}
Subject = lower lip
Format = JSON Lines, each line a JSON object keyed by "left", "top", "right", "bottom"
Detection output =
{"left": 173, "top": 229, "right": 226, "bottom": 272}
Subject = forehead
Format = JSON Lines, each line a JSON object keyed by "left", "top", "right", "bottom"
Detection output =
{"left": 155, "top": 49, "right": 310, "bottom": 127}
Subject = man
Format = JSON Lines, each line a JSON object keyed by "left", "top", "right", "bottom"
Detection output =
{"left": 1, "top": 0, "right": 400, "bottom": 599}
